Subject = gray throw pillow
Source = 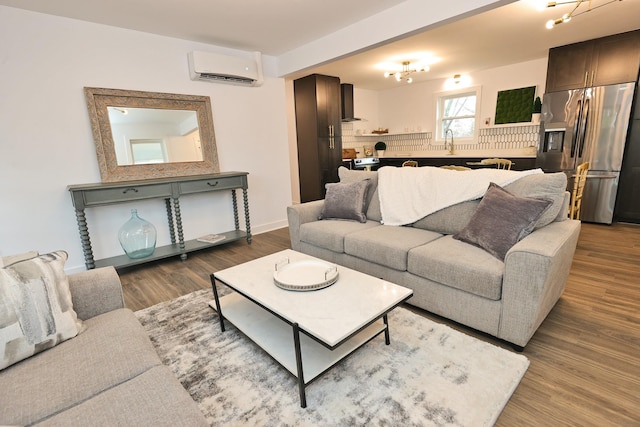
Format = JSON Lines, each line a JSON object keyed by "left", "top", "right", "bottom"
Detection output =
{"left": 319, "top": 179, "right": 371, "bottom": 223}
{"left": 337, "top": 166, "right": 380, "bottom": 221}
{"left": 453, "top": 183, "right": 552, "bottom": 261}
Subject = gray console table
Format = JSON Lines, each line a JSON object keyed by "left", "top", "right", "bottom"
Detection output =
{"left": 68, "top": 172, "right": 251, "bottom": 270}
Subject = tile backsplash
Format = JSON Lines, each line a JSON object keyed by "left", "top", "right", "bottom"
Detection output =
{"left": 477, "top": 124, "right": 540, "bottom": 150}
{"left": 341, "top": 122, "right": 540, "bottom": 155}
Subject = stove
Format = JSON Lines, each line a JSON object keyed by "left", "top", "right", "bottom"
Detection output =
{"left": 353, "top": 157, "right": 380, "bottom": 170}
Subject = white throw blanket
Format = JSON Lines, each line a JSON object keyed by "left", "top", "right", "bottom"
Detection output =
{"left": 378, "top": 166, "right": 543, "bottom": 225}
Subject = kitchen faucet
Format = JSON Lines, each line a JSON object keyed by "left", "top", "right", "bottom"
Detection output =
{"left": 445, "top": 129, "right": 454, "bottom": 155}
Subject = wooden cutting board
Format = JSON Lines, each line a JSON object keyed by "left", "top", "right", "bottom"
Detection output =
{"left": 342, "top": 148, "right": 357, "bottom": 159}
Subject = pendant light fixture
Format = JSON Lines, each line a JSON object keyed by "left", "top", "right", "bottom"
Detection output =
{"left": 544, "top": 0, "right": 623, "bottom": 29}
{"left": 383, "top": 61, "right": 429, "bottom": 84}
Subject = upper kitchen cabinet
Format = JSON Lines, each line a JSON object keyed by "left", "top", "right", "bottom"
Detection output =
{"left": 546, "top": 29, "right": 640, "bottom": 93}
{"left": 294, "top": 74, "right": 342, "bottom": 203}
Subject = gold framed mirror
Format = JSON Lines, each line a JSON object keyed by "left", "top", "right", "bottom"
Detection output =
{"left": 84, "top": 87, "right": 220, "bottom": 182}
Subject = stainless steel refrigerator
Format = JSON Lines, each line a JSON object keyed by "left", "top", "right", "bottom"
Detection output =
{"left": 536, "top": 82, "right": 636, "bottom": 224}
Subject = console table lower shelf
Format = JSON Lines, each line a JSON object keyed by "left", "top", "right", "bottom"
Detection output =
{"left": 94, "top": 230, "right": 247, "bottom": 269}
{"left": 208, "top": 293, "right": 387, "bottom": 408}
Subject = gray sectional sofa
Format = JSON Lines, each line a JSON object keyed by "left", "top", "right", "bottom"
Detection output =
{"left": 288, "top": 166, "right": 581, "bottom": 349}
{"left": 0, "top": 261, "right": 207, "bottom": 426}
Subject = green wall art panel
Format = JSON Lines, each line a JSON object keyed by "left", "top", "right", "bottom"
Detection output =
{"left": 494, "top": 86, "right": 536, "bottom": 125}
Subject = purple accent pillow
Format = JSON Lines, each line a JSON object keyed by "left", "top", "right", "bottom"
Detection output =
{"left": 453, "top": 183, "right": 552, "bottom": 260}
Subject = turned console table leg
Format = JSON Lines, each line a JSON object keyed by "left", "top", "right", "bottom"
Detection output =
{"left": 173, "top": 197, "right": 187, "bottom": 260}
{"left": 74, "top": 209, "right": 95, "bottom": 269}
{"left": 242, "top": 188, "right": 252, "bottom": 244}
{"left": 165, "top": 198, "right": 177, "bottom": 245}
{"left": 231, "top": 190, "right": 240, "bottom": 231}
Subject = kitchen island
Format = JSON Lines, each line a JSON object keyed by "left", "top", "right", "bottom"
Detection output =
{"left": 377, "top": 156, "right": 536, "bottom": 171}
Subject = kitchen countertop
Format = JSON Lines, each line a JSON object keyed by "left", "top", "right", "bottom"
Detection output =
{"left": 369, "top": 156, "right": 538, "bottom": 171}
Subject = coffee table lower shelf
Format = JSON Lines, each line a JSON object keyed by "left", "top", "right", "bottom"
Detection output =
{"left": 209, "top": 293, "right": 387, "bottom": 407}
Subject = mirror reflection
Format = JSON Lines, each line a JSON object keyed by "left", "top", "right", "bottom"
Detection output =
{"left": 107, "top": 107, "right": 203, "bottom": 165}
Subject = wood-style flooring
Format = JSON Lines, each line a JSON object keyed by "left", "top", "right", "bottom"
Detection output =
{"left": 118, "top": 222, "right": 640, "bottom": 426}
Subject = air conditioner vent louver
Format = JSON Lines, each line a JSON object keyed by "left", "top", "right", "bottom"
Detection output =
{"left": 188, "top": 51, "right": 263, "bottom": 87}
{"left": 197, "top": 73, "right": 256, "bottom": 85}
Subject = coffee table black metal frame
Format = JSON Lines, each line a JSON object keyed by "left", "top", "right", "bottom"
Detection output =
{"left": 209, "top": 274, "right": 412, "bottom": 408}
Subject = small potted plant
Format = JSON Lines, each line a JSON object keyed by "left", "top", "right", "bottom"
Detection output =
{"left": 532, "top": 96, "right": 542, "bottom": 123}
{"left": 374, "top": 141, "right": 387, "bottom": 157}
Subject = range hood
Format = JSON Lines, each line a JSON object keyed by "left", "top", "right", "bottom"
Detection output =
{"left": 341, "top": 83, "right": 362, "bottom": 122}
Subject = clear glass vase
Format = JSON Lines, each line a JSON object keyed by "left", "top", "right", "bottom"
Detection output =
{"left": 118, "top": 209, "right": 157, "bottom": 259}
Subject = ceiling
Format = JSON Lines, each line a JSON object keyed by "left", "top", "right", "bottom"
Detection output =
{"left": 305, "top": 0, "right": 640, "bottom": 90}
{"left": 2, "top": 0, "right": 639, "bottom": 91}
{"left": 0, "top": 0, "right": 408, "bottom": 55}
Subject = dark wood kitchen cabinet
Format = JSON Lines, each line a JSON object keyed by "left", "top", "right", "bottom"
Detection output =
{"left": 294, "top": 74, "right": 342, "bottom": 203}
{"left": 546, "top": 29, "right": 640, "bottom": 92}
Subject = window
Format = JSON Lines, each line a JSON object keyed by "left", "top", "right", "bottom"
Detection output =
{"left": 130, "top": 139, "right": 167, "bottom": 164}
{"left": 437, "top": 88, "right": 479, "bottom": 140}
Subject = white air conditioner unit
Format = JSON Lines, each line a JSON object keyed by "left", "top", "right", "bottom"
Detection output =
{"left": 188, "top": 51, "right": 263, "bottom": 87}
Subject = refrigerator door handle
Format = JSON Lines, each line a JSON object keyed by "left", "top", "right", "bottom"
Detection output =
{"left": 585, "top": 173, "right": 618, "bottom": 179}
{"left": 570, "top": 99, "right": 582, "bottom": 158}
{"left": 578, "top": 98, "right": 590, "bottom": 158}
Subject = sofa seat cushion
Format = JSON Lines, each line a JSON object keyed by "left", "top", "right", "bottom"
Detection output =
{"left": 407, "top": 236, "right": 504, "bottom": 300}
{"left": 34, "top": 366, "right": 208, "bottom": 426}
{"left": 0, "top": 308, "right": 161, "bottom": 426}
{"left": 300, "top": 220, "right": 381, "bottom": 253}
{"left": 345, "top": 226, "right": 443, "bottom": 271}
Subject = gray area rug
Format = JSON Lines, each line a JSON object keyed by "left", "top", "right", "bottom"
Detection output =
{"left": 135, "top": 288, "right": 529, "bottom": 426}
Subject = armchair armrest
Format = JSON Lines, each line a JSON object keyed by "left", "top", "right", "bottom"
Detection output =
{"left": 499, "top": 219, "right": 581, "bottom": 347}
{"left": 287, "top": 200, "right": 324, "bottom": 251}
{"left": 68, "top": 266, "right": 125, "bottom": 320}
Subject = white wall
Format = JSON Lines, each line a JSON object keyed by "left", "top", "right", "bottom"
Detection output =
{"left": 353, "top": 88, "right": 381, "bottom": 134}
{"left": 376, "top": 57, "right": 548, "bottom": 136}
{"left": 0, "top": 6, "right": 292, "bottom": 272}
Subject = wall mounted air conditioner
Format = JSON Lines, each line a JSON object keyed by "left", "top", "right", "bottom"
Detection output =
{"left": 188, "top": 51, "right": 263, "bottom": 87}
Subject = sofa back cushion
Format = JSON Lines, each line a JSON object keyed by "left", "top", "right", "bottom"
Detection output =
{"left": 337, "top": 167, "right": 567, "bottom": 234}
{"left": 503, "top": 172, "right": 567, "bottom": 228}
{"left": 0, "top": 251, "right": 84, "bottom": 371}
{"left": 412, "top": 199, "right": 481, "bottom": 235}
{"left": 413, "top": 172, "right": 568, "bottom": 235}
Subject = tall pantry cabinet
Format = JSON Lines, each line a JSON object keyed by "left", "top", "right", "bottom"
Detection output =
{"left": 294, "top": 74, "right": 342, "bottom": 203}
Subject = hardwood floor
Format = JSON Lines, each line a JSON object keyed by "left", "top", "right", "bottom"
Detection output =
{"left": 118, "top": 222, "right": 640, "bottom": 426}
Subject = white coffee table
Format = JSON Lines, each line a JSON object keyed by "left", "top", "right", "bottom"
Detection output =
{"left": 209, "top": 249, "right": 413, "bottom": 408}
